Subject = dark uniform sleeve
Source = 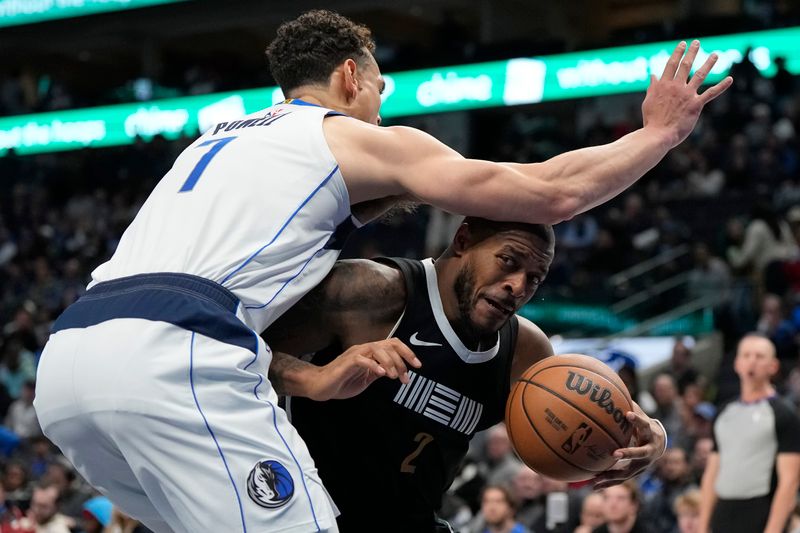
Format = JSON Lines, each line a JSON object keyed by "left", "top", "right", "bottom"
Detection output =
{"left": 769, "top": 397, "right": 800, "bottom": 453}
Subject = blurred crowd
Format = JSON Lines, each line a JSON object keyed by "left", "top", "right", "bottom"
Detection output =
{"left": 0, "top": 49, "right": 799, "bottom": 532}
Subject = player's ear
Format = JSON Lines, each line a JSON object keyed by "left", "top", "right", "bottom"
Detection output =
{"left": 769, "top": 357, "right": 780, "bottom": 378}
{"left": 452, "top": 223, "right": 472, "bottom": 257}
{"left": 341, "top": 58, "right": 359, "bottom": 102}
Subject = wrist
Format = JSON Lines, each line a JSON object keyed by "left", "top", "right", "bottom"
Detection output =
{"left": 641, "top": 125, "right": 678, "bottom": 151}
{"left": 303, "top": 365, "right": 327, "bottom": 401}
{"left": 652, "top": 418, "right": 668, "bottom": 458}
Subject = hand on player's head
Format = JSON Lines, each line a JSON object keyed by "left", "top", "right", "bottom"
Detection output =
{"left": 641, "top": 40, "right": 733, "bottom": 148}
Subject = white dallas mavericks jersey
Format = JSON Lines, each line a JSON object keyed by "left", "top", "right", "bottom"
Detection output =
{"left": 91, "top": 100, "right": 355, "bottom": 333}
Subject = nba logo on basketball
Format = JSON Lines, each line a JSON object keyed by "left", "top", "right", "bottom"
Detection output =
{"left": 561, "top": 422, "right": 593, "bottom": 454}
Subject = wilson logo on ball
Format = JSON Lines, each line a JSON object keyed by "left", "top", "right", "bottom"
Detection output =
{"left": 564, "top": 371, "right": 632, "bottom": 433}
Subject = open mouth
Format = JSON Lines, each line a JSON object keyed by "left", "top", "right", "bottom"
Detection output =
{"left": 485, "top": 297, "right": 513, "bottom": 315}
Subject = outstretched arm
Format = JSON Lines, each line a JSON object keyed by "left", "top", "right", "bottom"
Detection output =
{"left": 329, "top": 41, "right": 731, "bottom": 224}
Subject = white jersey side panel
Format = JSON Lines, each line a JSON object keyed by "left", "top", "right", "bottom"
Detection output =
{"left": 91, "top": 102, "right": 351, "bottom": 332}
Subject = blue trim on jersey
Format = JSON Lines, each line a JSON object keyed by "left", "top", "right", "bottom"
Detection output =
{"left": 51, "top": 273, "right": 256, "bottom": 354}
{"left": 268, "top": 401, "right": 321, "bottom": 531}
{"left": 244, "top": 247, "right": 325, "bottom": 310}
{"left": 286, "top": 98, "right": 319, "bottom": 107}
{"left": 286, "top": 99, "right": 347, "bottom": 117}
{"left": 189, "top": 332, "right": 248, "bottom": 533}
{"left": 218, "top": 165, "right": 340, "bottom": 286}
{"left": 243, "top": 343, "right": 321, "bottom": 531}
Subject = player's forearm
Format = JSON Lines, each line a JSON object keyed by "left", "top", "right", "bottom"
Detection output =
{"left": 507, "top": 126, "right": 673, "bottom": 220}
{"left": 764, "top": 478, "right": 800, "bottom": 533}
{"left": 268, "top": 351, "right": 321, "bottom": 398}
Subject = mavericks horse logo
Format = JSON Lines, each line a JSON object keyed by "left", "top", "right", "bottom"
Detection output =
{"left": 247, "top": 460, "right": 294, "bottom": 509}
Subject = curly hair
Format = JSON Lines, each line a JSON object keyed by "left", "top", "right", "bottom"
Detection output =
{"left": 266, "top": 10, "right": 376, "bottom": 94}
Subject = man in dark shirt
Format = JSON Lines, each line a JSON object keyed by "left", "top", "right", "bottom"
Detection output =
{"left": 266, "top": 218, "right": 667, "bottom": 532}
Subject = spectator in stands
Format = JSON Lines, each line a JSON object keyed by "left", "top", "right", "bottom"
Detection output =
{"left": 756, "top": 293, "right": 798, "bottom": 364}
{"left": 42, "top": 462, "right": 91, "bottom": 523}
{"left": 510, "top": 467, "right": 545, "bottom": 530}
{"left": 673, "top": 489, "right": 701, "bottom": 533}
{"left": 727, "top": 203, "right": 797, "bottom": 294}
{"left": 686, "top": 243, "right": 731, "bottom": 308}
{"left": 574, "top": 492, "right": 604, "bottom": 533}
{"left": 0, "top": 482, "right": 32, "bottom": 533}
{"left": 699, "top": 334, "right": 800, "bottom": 533}
{"left": 0, "top": 339, "right": 36, "bottom": 400}
{"left": 594, "top": 480, "right": 652, "bottom": 533}
{"left": 78, "top": 496, "right": 111, "bottom": 533}
{"left": 687, "top": 402, "right": 716, "bottom": 445}
{"left": 3, "top": 463, "right": 31, "bottom": 511}
{"left": 668, "top": 339, "right": 700, "bottom": 394}
{"left": 105, "top": 507, "right": 153, "bottom": 533}
{"left": 21, "top": 437, "right": 56, "bottom": 480}
{"left": 617, "top": 362, "right": 657, "bottom": 415}
{"left": 26, "top": 484, "right": 70, "bottom": 533}
{"left": 474, "top": 485, "right": 529, "bottom": 533}
{"left": 644, "top": 448, "right": 696, "bottom": 533}
{"left": 5, "top": 383, "right": 40, "bottom": 440}
{"left": 650, "top": 374, "right": 685, "bottom": 448}
{"left": 484, "top": 424, "right": 523, "bottom": 486}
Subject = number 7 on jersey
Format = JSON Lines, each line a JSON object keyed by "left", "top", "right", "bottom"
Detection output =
{"left": 179, "top": 136, "right": 237, "bottom": 192}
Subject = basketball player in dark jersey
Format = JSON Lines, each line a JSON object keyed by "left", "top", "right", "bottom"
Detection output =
{"left": 265, "top": 217, "right": 667, "bottom": 532}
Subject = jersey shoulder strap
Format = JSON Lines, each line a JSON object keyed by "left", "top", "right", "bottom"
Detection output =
{"left": 374, "top": 257, "right": 428, "bottom": 315}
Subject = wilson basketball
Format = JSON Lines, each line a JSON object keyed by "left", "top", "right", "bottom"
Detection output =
{"left": 505, "top": 354, "right": 635, "bottom": 482}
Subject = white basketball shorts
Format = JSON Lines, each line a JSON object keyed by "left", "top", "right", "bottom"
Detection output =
{"left": 34, "top": 273, "right": 339, "bottom": 533}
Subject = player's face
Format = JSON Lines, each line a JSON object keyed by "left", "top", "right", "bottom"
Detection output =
{"left": 456, "top": 231, "right": 553, "bottom": 334}
{"left": 734, "top": 336, "right": 778, "bottom": 384}
{"left": 351, "top": 51, "right": 384, "bottom": 126}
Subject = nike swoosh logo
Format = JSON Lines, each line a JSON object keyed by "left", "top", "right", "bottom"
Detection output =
{"left": 410, "top": 332, "right": 443, "bottom": 347}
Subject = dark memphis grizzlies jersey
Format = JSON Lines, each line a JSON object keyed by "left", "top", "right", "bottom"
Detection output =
{"left": 290, "top": 257, "right": 518, "bottom": 532}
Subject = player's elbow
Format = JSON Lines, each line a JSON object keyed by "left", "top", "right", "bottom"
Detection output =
{"left": 542, "top": 193, "right": 581, "bottom": 224}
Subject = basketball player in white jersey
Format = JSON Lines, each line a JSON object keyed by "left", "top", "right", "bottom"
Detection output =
{"left": 34, "top": 9, "right": 731, "bottom": 533}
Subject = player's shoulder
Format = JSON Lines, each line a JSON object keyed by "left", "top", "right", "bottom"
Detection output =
{"left": 514, "top": 315, "right": 552, "bottom": 354}
{"left": 509, "top": 315, "right": 554, "bottom": 381}
{"left": 323, "top": 259, "right": 405, "bottom": 310}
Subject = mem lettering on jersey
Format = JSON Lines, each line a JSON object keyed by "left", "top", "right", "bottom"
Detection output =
{"left": 393, "top": 370, "right": 483, "bottom": 434}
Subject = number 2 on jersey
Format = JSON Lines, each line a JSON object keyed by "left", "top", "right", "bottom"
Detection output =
{"left": 179, "top": 136, "right": 237, "bottom": 192}
{"left": 400, "top": 432, "right": 434, "bottom": 474}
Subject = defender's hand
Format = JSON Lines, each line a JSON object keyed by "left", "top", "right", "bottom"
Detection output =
{"left": 592, "top": 409, "right": 667, "bottom": 490}
{"left": 310, "top": 338, "right": 421, "bottom": 401}
{"left": 642, "top": 40, "right": 733, "bottom": 148}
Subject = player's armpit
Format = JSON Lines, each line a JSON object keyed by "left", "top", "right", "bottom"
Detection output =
{"left": 509, "top": 316, "right": 554, "bottom": 383}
